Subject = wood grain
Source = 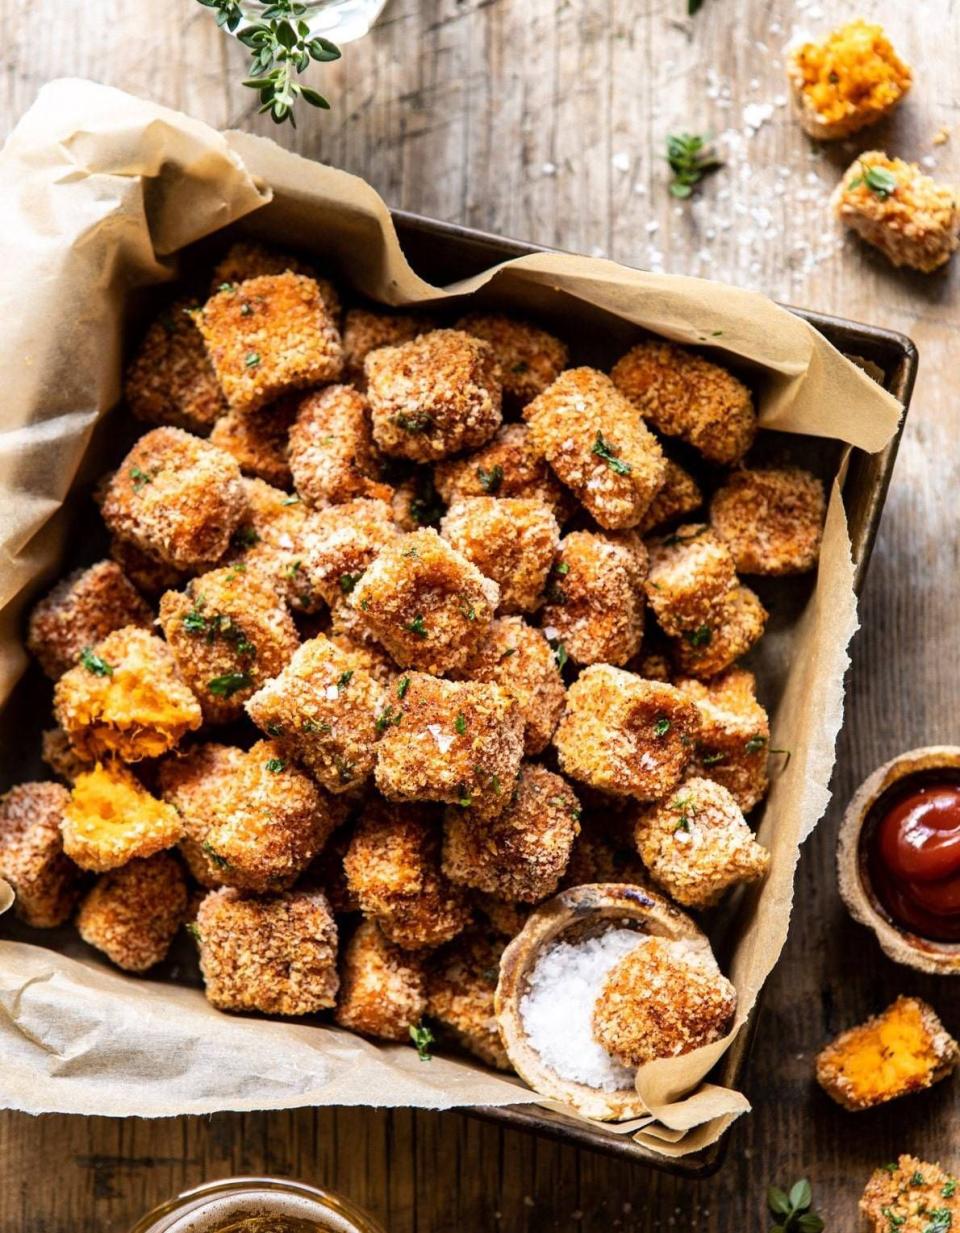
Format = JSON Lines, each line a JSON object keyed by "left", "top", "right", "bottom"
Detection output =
{"left": 1, "top": 0, "right": 958, "bottom": 1229}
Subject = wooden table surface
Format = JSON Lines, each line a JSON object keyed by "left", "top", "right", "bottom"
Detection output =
{"left": 1, "top": 0, "right": 958, "bottom": 1229}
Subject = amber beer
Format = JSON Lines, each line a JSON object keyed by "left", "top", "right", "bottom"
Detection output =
{"left": 130, "top": 1179, "right": 384, "bottom": 1233}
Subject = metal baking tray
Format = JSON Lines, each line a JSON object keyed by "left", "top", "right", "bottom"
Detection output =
{"left": 391, "top": 209, "right": 918, "bottom": 1176}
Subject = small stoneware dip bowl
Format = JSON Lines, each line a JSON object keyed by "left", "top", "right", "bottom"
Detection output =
{"left": 838, "top": 745, "right": 960, "bottom": 976}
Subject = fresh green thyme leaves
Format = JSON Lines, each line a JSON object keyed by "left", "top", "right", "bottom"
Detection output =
{"left": 245, "top": 351, "right": 261, "bottom": 368}
{"left": 476, "top": 464, "right": 504, "bottom": 494}
{"left": 686, "top": 624, "right": 713, "bottom": 648}
{"left": 339, "top": 572, "right": 360, "bottom": 594}
{"left": 130, "top": 466, "right": 154, "bottom": 491}
{"left": 376, "top": 705, "right": 402, "bottom": 733}
{"left": 397, "top": 675, "right": 410, "bottom": 699}
{"left": 455, "top": 712, "right": 467, "bottom": 735}
{"left": 404, "top": 614, "right": 428, "bottom": 638}
{"left": 265, "top": 757, "right": 285, "bottom": 773}
{"left": 410, "top": 1021, "right": 434, "bottom": 1061}
{"left": 653, "top": 717, "right": 671, "bottom": 738}
{"left": 80, "top": 648, "right": 114, "bottom": 677}
{"left": 395, "top": 411, "right": 433, "bottom": 434}
{"left": 745, "top": 735, "right": 768, "bottom": 755}
{"left": 666, "top": 132, "right": 724, "bottom": 199}
{"left": 767, "top": 1179, "right": 824, "bottom": 1233}
{"left": 591, "top": 430, "right": 632, "bottom": 476}
{"left": 207, "top": 671, "right": 252, "bottom": 697}
{"left": 849, "top": 160, "right": 898, "bottom": 200}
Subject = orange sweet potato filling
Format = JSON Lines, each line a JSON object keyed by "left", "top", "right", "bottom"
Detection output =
{"left": 827, "top": 1001, "right": 939, "bottom": 1101}
{"left": 795, "top": 21, "right": 910, "bottom": 125}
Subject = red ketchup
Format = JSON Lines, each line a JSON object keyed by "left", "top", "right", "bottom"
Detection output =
{"left": 868, "top": 778, "right": 960, "bottom": 942}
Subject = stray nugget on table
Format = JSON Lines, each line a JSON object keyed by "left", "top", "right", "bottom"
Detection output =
{"left": 833, "top": 151, "right": 960, "bottom": 273}
{"left": 210, "top": 240, "right": 342, "bottom": 322}
{"left": 76, "top": 851, "right": 188, "bottom": 972}
{"left": 54, "top": 626, "right": 201, "bottom": 762}
{"left": 611, "top": 341, "right": 756, "bottom": 465}
{"left": 786, "top": 20, "right": 911, "bottom": 141}
{"left": 100, "top": 427, "right": 246, "bottom": 571}
{"left": 374, "top": 673, "right": 524, "bottom": 819}
{"left": 209, "top": 396, "right": 298, "bottom": 489}
{"left": 125, "top": 297, "right": 227, "bottom": 433}
{"left": 341, "top": 307, "right": 431, "bottom": 386}
{"left": 635, "top": 459, "right": 703, "bottom": 536}
{"left": 671, "top": 584, "right": 767, "bottom": 679}
{"left": 816, "top": 996, "right": 959, "bottom": 1112}
{"left": 62, "top": 763, "right": 182, "bottom": 873}
{"left": 644, "top": 524, "right": 736, "bottom": 639}
{"left": 349, "top": 528, "right": 499, "bottom": 676}
{"left": 860, "top": 1156, "right": 960, "bottom": 1233}
{"left": 440, "top": 496, "right": 559, "bottom": 614}
{"left": 246, "top": 634, "right": 387, "bottom": 795}
{"left": 455, "top": 312, "right": 568, "bottom": 410}
{"left": 631, "top": 775, "right": 770, "bottom": 907}
{"left": 442, "top": 763, "right": 581, "bottom": 902}
{"left": 554, "top": 665, "right": 699, "bottom": 800}
{"left": 288, "top": 385, "right": 392, "bottom": 507}
{"left": 453, "top": 616, "right": 566, "bottom": 756}
{"left": 365, "top": 328, "right": 503, "bottom": 462}
{"left": 676, "top": 668, "right": 770, "bottom": 812}
{"left": 434, "top": 422, "right": 573, "bottom": 522}
{"left": 197, "top": 273, "right": 343, "bottom": 414}
{"left": 195, "top": 886, "right": 340, "bottom": 1015}
{"left": 710, "top": 466, "right": 825, "bottom": 574}
{"left": 426, "top": 930, "right": 510, "bottom": 1069}
{"left": 524, "top": 367, "right": 666, "bottom": 530}
{"left": 540, "top": 529, "right": 647, "bottom": 667}
{"left": 592, "top": 936, "right": 736, "bottom": 1066}
{"left": 342, "top": 800, "right": 471, "bottom": 950}
{"left": 159, "top": 563, "right": 300, "bottom": 724}
{"left": 27, "top": 560, "right": 152, "bottom": 680}
{"left": 335, "top": 919, "right": 427, "bottom": 1041}
{"left": 0, "top": 782, "right": 80, "bottom": 927}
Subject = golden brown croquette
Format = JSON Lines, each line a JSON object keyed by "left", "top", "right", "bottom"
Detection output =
{"left": 342, "top": 307, "right": 431, "bottom": 386}
{"left": 860, "top": 1156, "right": 960, "bottom": 1233}
{"left": 636, "top": 459, "right": 703, "bottom": 535}
{"left": 433, "top": 423, "right": 574, "bottom": 522}
{"left": 61, "top": 763, "right": 183, "bottom": 873}
{"left": 335, "top": 919, "right": 427, "bottom": 1041}
{"left": 0, "top": 781, "right": 81, "bottom": 927}
{"left": 676, "top": 668, "right": 770, "bottom": 812}
{"left": 210, "top": 241, "right": 342, "bottom": 322}
{"left": 426, "top": 930, "right": 510, "bottom": 1069}
{"left": 455, "top": 312, "right": 568, "bottom": 409}
{"left": 108, "top": 536, "right": 186, "bottom": 598}
{"left": 76, "top": 851, "right": 188, "bottom": 972}
{"left": 157, "top": 742, "right": 246, "bottom": 889}
{"left": 208, "top": 397, "right": 298, "bottom": 489}
{"left": 288, "top": 385, "right": 392, "bottom": 507}
{"left": 644, "top": 524, "right": 737, "bottom": 640}
{"left": 670, "top": 584, "right": 767, "bottom": 678}
{"left": 300, "top": 497, "right": 399, "bottom": 607}
{"left": 41, "top": 727, "right": 92, "bottom": 785}
{"left": 710, "top": 467, "right": 825, "bottom": 575}
{"left": 440, "top": 497, "right": 559, "bottom": 614}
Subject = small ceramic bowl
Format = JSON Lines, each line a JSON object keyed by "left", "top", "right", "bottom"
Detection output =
{"left": 838, "top": 745, "right": 960, "bottom": 976}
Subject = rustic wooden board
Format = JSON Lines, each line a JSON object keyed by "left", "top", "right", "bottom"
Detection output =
{"left": 0, "top": 0, "right": 958, "bottom": 1229}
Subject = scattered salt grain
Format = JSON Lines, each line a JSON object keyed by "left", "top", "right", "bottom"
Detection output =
{"left": 742, "top": 101, "right": 774, "bottom": 133}
{"left": 541, "top": 162, "right": 557, "bottom": 176}
{"left": 426, "top": 724, "right": 454, "bottom": 754}
{"left": 612, "top": 152, "right": 631, "bottom": 172}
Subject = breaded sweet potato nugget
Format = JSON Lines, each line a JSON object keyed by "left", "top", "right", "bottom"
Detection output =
{"left": 209, "top": 397, "right": 298, "bottom": 489}
{"left": 349, "top": 529, "right": 499, "bottom": 676}
{"left": 195, "top": 886, "right": 339, "bottom": 1015}
{"left": 210, "top": 241, "right": 341, "bottom": 321}
{"left": 300, "top": 497, "right": 398, "bottom": 607}
{"left": 288, "top": 385, "right": 392, "bottom": 507}
{"left": 62, "top": 763, "right": 182, "bottom": 873}
{"left": 375, "top": 673, "right": 524, "bottom": 819}
{"left": 41, "top": 727, "right": 92, "bottom": 784}
{"left": 125, "top": 297, "right": 227, "bottom": 433}
{"left": 541, "top": 530, "right": 647, "bottom": 667}
{"left": 54, "top": 626, "right": 202, "bottom": 762}
{"left": 27, "top": 560, "right": 152, "bottom": 680}
{"left": 434, "top": 423, "right": 573, "bottom": 521}
{"left": 197, "top": 273, "right": 343, "bottom": 414}
{"left": 343, "top": 800, "right": 471, "bottom": 950}
{"left": 455, "top": 312, "right": 568, "bottom": 409}
{"left": 159, "top": 564, "right": 300, "bottom": 724}
{"left": 636, "top": 459, "right": 703, "bottom": 535}
{"left": 454, "top": 617, "right": 565, "bottom": 756}
{"left": 711, "top": 467, "right": 825, "bottom": 575}
{"left": 77, "top": 851, "right": 188, "bottom": 972}
{"left": 631, "top": 776, "right": 770, "bottom": 907}
{"left": 442, "top": 764, "right": 580, "bottom": 902}
{"left": 611, "top": 341, "right": 756, "bottom": 465}
{"left": 473, "top": 893, "right": 532, "bottom": 939}
{"left": 644, "top": 524, "right": 737, "bottom": 639}
{"left": 524, "top": 367, "right": 666, "bottom": 530}
{"left": 671, "top": 584, "right": 767, "bottom": 679}
{"left": 335, "top": 919, "right": 426, "bottom": 1041}
{"left": 246, "top": 634, "right": 387, "bottom": 795}
{"left": 342, "top": 307, "right": 430, "bottom": 386}
{"left": 676, "top": 668, "right": 770, "bottom": 812}
{"left": 365, "top": 328, "right": 502, "bottom": 462}
{"left": 554, "top": 665, "right": 699, "bottom": 800}
{"left": 816, "top": 997, "right": 959, "bottom": 1113}
{"left": 593, "top": 937, "right": 736, "bottom": 1066}
{"left": 157, "top": 742, "right": 245, "bottom": 888}
{"left": 109, "top": 536, "right": 186, "bottom": 598}
{"left": 0, "top": 782, "right": 80, "bottom": 927}
{"left": 440, "top": 497, "right": 559, "bottom": 614}
{"left": 861, "top": 1156, "right": 960, "bottom": 1233}
{"left": 560, "top": 818, "right": 649, "bottom": 891}
{"left": 426, "top": 930, "right": 510, "bottom": 1069}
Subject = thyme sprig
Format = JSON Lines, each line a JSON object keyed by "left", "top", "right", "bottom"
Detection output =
{"left": 666, "top": 132, "right": 724, "bottom": 199}
{"left": 767, "top": 1179, "right": 824, "bottom": 1233}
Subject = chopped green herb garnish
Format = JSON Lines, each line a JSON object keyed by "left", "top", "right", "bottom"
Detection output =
{"left": 185, "top": 921, "right": 202, "bottom": 942}
{"left": 201, "top": 840, "right": 230, "bottom": 869}
{"left": 130, "top": 466, "right": 154, "bottom": 491}
{"left": 686, "top": 625, "right": 712, "bottom": 648}
{"left": 944, "top": 1182, "right": 957, "bottom": 1199}
{"left": 232, "top": 526, "right": 260, "bottom": 550}
{"left": 245, "top": 351, "right": 261, "bottom": 368}
{"left": 285, "top": 559, "right": 302, "bottom": 579}
{"left": 591, "top": 430, "right": 632, "bottom": 476}
{"left": 476, "top": 464, "right": 504, "bottom": 494}
{"left": 339, "top": 573, "right": 360, "bottom": 594}
{"left": 265, "top": 757, "right": 285, "bottom": 773}
{"left": 701, "top": 751, "right": 726, "bottom": 766}
{"left": 395, "top": 411, "right": 433, "bottom": 434}
{"left": 80, "top": 648, "right": 114, "bottom": 677}
{"left": 225, "top": 562, "right": 247, "bottom": 582}
{"left": 282, "top": 495, "right": 301, "bottom": 506}
{"left": 218, "top": 282, "right": 237, "bottom": 293}
{"left": 397, "top": 676, "right": 410, "bottom": 699}
{"left": 337, "top": 670, "right": 354, "bottom": 690}
{"left": 455, "top": 712, "right": 467, "bottom": 735}
{"left": 913, "top": 1173, "right": 927, "bottom": 1187}
{"left": 376, "top": 705, "right": 402, "bottom": 733}
{"left": 404, "top": 614, "right": 428, "bottom": 638}
{"left": 183, "top": 607, "right": 208, "bottom": 635}
{"left": 745, "top": 735, "right": 767, "bottom": 755}
{"left": 666, "top": 132, "right": 724, "bottom": 199}
{"left": 410, "top": 1021, "right": 434, "bottom": 1061}
{"left": 458, "top": 597, "right": 477, "bottom": 621}
{"left": 207, "top": 671, "right": 252, "bottom": 697}
{"left": 653, "top": 717, "right": 671, "bottom": 737}
{"left": 924, "top": 1212, "right": 952, "bottom": 1233}
{"left": 265, "top": 723, "right": 284, "bottom": 737}
{"left": 499, "top": 647, "right": 517, "bottom": 661}
{"left": 550, "top": 639, "right": 568, "bottom": 671}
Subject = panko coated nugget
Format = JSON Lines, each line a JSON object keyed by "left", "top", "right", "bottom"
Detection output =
{"left": 100, "top": 427, "right": 246, "bottom": 570}
{"left": 158, "top": 564, "right": 300, "bottom": 724}
{"left": 109, "top": 536, "right": 186, "bottom": 598}
{"left": 335, "top": 919, "right": 427, "bottom": 1041}
{"left": 61, "top": 763, "right": 182, "bottom": 873}
{"left": 540, "top": 530, "right": 647, "bottom": 667}
{"left": 710, "top": 467, "right": 825, "bottom": 575}
{"left": 157, "top": 742, "right": 246, "bottom": 888}
{"left": 27, "top": 560, "right": 152, "bottom": 680}
{"left": 197, "top": 273, "right": 343, "bottom": 415}
{"left": 593, "top": 936, "right": 736, "bottom": 1067}
{"left": 455, "top": 312, "right": 568, "bottom": 410}
{"left": 671, "top": 584, "right": 767, "bottom": 679}
{"left": 524, "top": 367, "right": 666, "bottom": 530}
{"left": 554, "top": 665, "right": 699, "bottom": 800}
{"left": 454, "top": 616, "right": 565, "bottom": 756}
{"left": 636, "top": 459, "right": 703, "bottom": 535}
{"left": 0, "top": 782, "right": 81, "bottom": 927}
{"left": 426, "top": 930, "right": 510, "bottom": 1070}
{"left": 342, "top": 307, "right": 431, "bottom": 386}
{"left": 301, "top": 497, "right": 399, "bottom": 607}
{"left": 611, "top": 341, "right": 756, "bottom": 465}
{"left": 305, "top": 822, "right": 360, "bottom": 915}
{"left": 861, "top": 1156, "right": 960, "bottom": 1233}
{"left": 209, "top": 397, "right": 298, "bottom": 489}
{"left": 209, "top": 241, "right": 342, "bottom": 321}
{"left": 442, "top": 763, "right": 581, "bottom": 902}
{"left": 434, "top": 423, "right": 573, "bottom": 522}
{"left": 124, "top": 297, "right": 227, "bottom": 433}
{"left": 676, "top": 668, "right": 770, "bottom": 812}
{"left": 246, "top": 634, "right": 387, "bottom": 795}
{"left": 349, "top": 529, "right": 499, "bottom": 676}
{"left": 644, "top": 524, "right": 737, "bottom": 640}
{"left": 631, "top": 775, "right": 770, "bottom": 908}
{"left": 374, "top": 673, "right": 524, "bottom": 819}
{"left": 365, "top": 328, "right": 502, "bottom": 463}
{"left": 343, "top": 800, "right": 471, "bottom": 950}
{"left": 195, "top": 886, "right": 339, "bottom": 1015}
{"left": 440, "top": 497, "right": 559, "bottom": 614}
{"left": 288, "top": 385, "right": 392, "bottom": 507}
{"left": 76, "top": 851, "right": 188, "bottom": 972}
{"left": 41, "top": 727, "right": 93, "bottom": 784}
{"left": 53, "top": 626, "right": 202, "bottom": 762}
{"left": 329, "top": 632, "right": 397, "bottom": 690}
